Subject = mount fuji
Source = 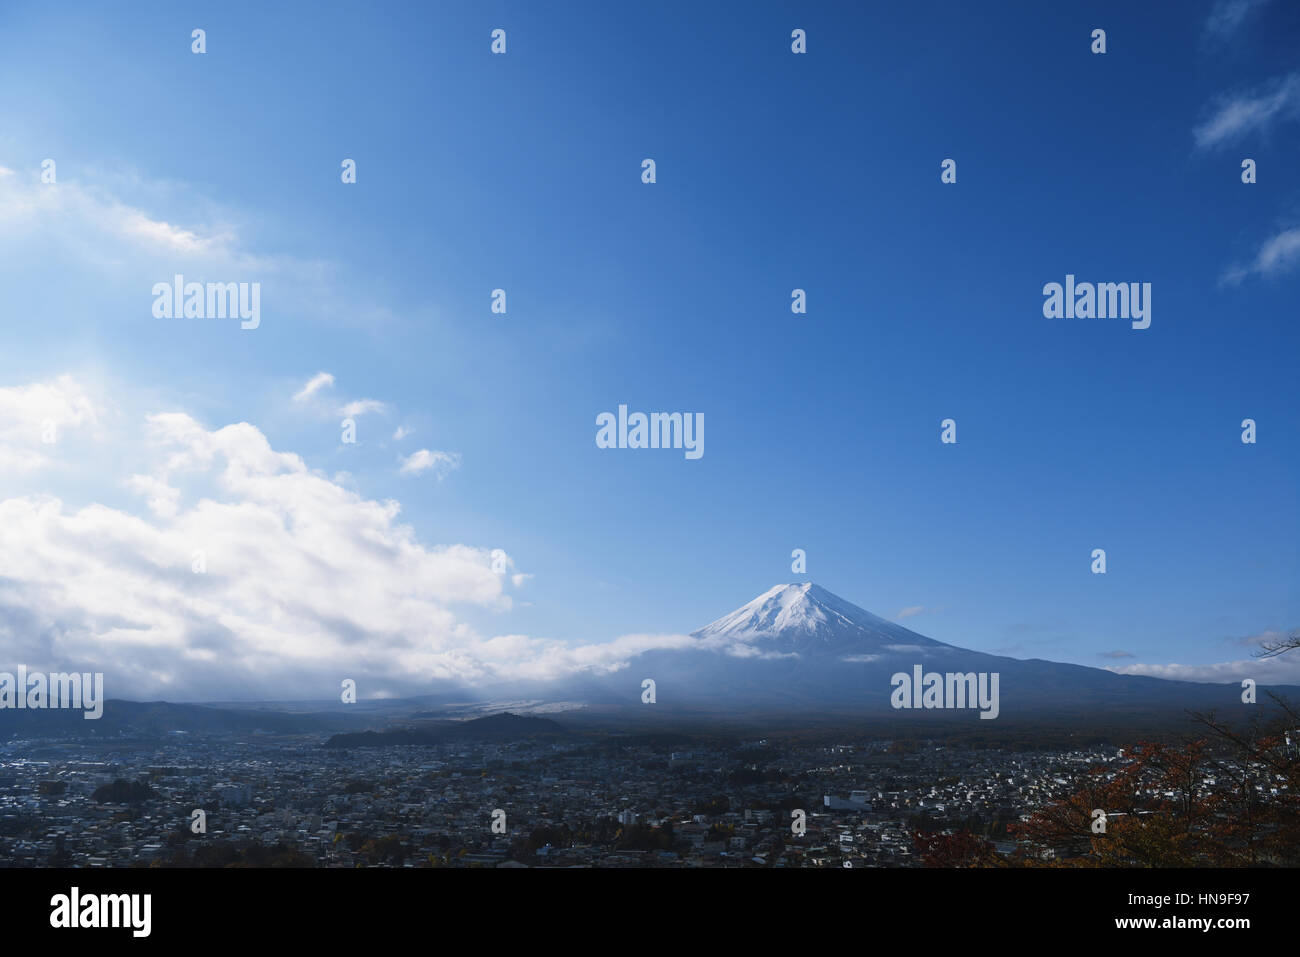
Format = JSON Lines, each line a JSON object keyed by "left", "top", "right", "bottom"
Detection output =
{"left": 691, "top": 582, "right": 950, "bottom": 657}
{"left": 548, "top": 583, "right": 1288, "bottom": 719}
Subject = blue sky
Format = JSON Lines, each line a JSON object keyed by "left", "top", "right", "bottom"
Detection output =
{"left": 0, "top": 0, "right": 1296, "bottom": 699}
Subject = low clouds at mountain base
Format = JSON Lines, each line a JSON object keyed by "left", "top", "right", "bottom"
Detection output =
{"left": 1109, "top": 658, "right": 1300, "bottom": 684}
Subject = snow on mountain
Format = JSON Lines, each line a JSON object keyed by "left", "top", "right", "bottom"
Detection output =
{"left": 691, "top": 582, "right": 946, "bottom": 657}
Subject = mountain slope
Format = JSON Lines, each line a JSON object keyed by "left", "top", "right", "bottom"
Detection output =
{"left": 568, "top": 583, "right": 1290, "bottom": 719}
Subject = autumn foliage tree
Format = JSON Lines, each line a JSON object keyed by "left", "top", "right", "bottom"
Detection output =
{"left": 913, "top": 828, "right": 1005, "bottom": 867}
{"left": 1001, "top": 702, "right": 1300, "bottom": 868}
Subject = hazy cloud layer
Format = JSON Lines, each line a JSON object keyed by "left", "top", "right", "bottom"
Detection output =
{"left": 1204, "top": 0, "right": 1271, "bottom": 40}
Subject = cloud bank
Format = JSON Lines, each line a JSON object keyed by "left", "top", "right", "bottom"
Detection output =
{"left": 0, "top": 375, "right": 698, "bottom": 701}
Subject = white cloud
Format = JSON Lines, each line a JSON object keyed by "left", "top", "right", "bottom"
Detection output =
{"left": 470, "top": 632, "right": 709, "bottom": 682}
{"left": 292, "top": 372, "right": 335, "bottom": 403}
{"left": 290, "top": 375, "right": 392, "bottom": 424}
{"left": 884, "top": 643, "right": 926, "bottom": 654}
{"left": 117, "top": 208, "right": 231, "bottom": 256}
{"left": 0, "top": 381, "right": 513, "bottom": 698}
{"left": 399, "top": 448, "right": 461, "bottom": 478}
{"left": 0, "top": 166, "right": 418, "bottom": 342}
{"left": 339, "top": 398, "right": 388, "bottom": 418}
{"left": 0, "top": 374, "right": 99, "bottom": 437}
{"left": 895, "top": 605, "right": 924, "bottom": 621}
{"left": 393, "top": 426, "right": 412, "bottom": 440}
{"left": 0, "top": 168, "right": 338, "bottom": 327}
{"left": 1109, "top": 655, "right": 1300, "bottom": 684}
{"left": 0, "top": 375, "right": 730, "bottom": 700}
{"left": 0, "top": 174, "right": 244, "bottom": 264}
{"left": 1194, "top": 73, "right": 1300, "bottom": 149}
{"left": 0, "top": 374, "right": 101, "bottom": 473}
{"left": 721, "top": 643, "right": 799, "bottom": 660}
{"left": 1222, "top": 226, "right": 1300, "bottom": 284}
{"left": 125, "top": 473, "right": 181, "bottom": 518}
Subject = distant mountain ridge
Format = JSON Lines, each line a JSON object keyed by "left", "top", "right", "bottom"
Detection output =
{"left": 322, "top": 712, "right": 566, "bottom": 748}
{"left": 0, "top": 698, "right": 374, "bottom": 739}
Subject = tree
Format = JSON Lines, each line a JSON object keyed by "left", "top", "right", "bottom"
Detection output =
{"left": 1190, "top": 696, "right": 1300, "bottom": 866}
{"left": 1254, "top": 629, "right": 1300, "bottom": 659}
{"left": 1009, "top": 730, "right": 1300, "bottom": 868}
{"left": 914, "top": 829, "right": 1004, "bottom": 867}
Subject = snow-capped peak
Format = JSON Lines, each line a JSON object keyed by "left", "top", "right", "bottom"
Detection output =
{"left": 691, "top": 582, "right": 916, "bottom": 647}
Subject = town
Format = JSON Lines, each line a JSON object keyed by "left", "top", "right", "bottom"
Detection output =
{"left": 0, "top": 722, "right": 1256, "bottom": 868}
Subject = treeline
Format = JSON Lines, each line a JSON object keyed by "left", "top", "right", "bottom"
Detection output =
{"left": 160, "top": 839, "right": 316, "bottom": 867}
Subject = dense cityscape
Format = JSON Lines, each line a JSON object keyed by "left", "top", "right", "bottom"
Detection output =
{"left": 1, "top": 719, "right": 1289, "bottom": 868}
